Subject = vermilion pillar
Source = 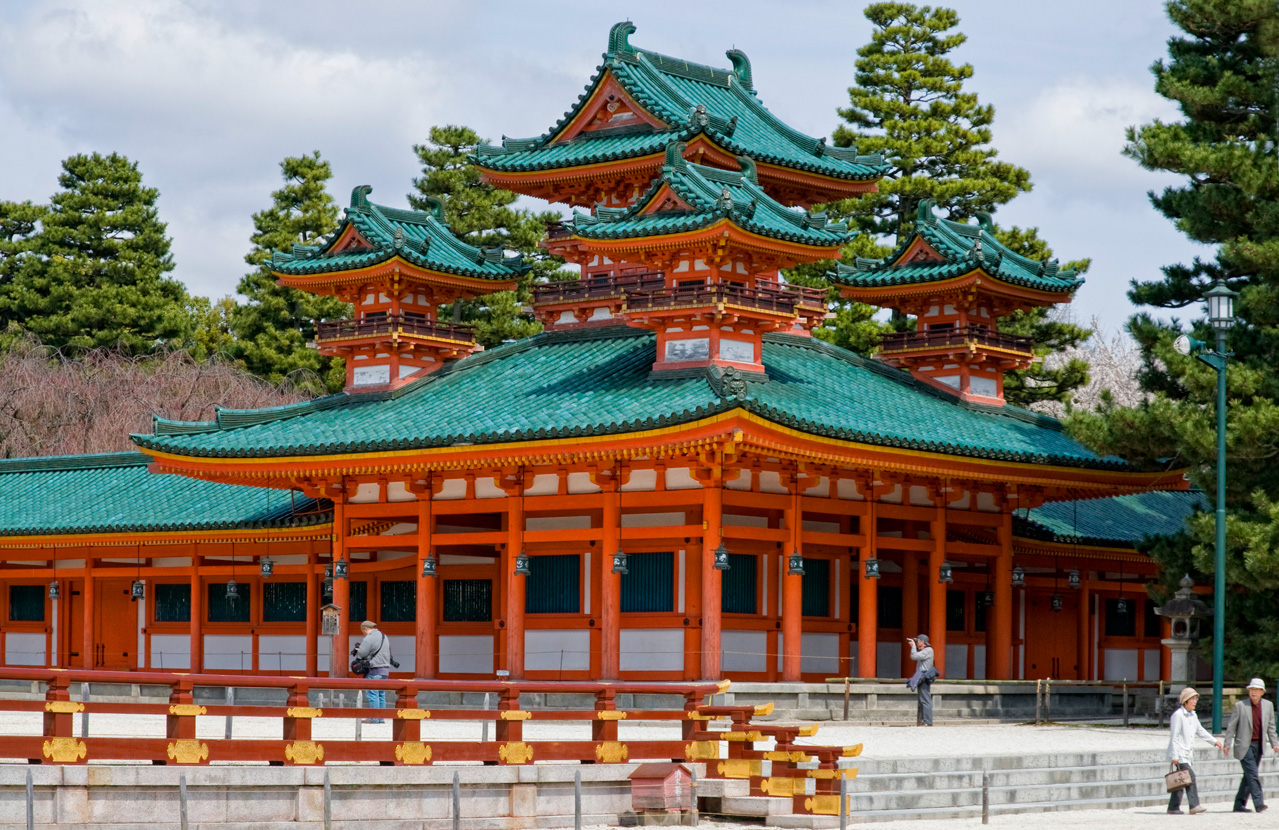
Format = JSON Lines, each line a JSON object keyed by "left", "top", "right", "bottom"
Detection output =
{"left": 505, "top": 488, "right": 526, "bottom": 679}
{"left": 189, "top": 551, "right": 203, "bottom": 673}
{"left": 82, "top": 559, "right": 94, "bottom": 670}
{"left": 330, "top": 499, "right": 350, "bottom": 678}
{"left": 700, "top": 480, "right": 723, "bottom": 680}
{"left": 781, "top": 493, "right": 803, "bottom": 681}
{"left": 928, "top": 510, "right": 947, "bottom": 676}
{"left": 989, "top": 512, "right": 1013, "bottom": 679}
{"left": 1076, "top": 579, "right": 1090, "bottom": 681}
{"left": 415, "top": 496, "right": 437, "bottom": 678}
{"left": 901, "top": 553, "right": 919, "bottom": 673}
{"left": 304, "top": 548, "right": 317, "bottom": 676}
{"left": 601, "top": 487, "right": 621, "bottom": 679}
{"left": 857, "top": 502, "right": 878, "bottom": 678}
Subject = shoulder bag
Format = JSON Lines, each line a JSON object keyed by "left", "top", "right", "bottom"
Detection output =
{"left": 1165, "top": 762, "right": 1192, "bottom": 792}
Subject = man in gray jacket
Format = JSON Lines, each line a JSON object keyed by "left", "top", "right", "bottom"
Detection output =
{"left": 352, "top": 620, "right": 393, "bottom": 724}
{"left": 908, "top": 634, "right": 935, "bottom": 726}
{"left": 1224, "top": 678, "right": 1279, "bottom": 813}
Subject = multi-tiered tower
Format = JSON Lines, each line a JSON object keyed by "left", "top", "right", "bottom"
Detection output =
{"left": 271, "top": 186, "right": 527, "bottom": 391}
{"left": 474, "top": 21, "right": 887, "bottom": 375}
{"left": 830, "top": 201, "right": 1084, "bottom": 405}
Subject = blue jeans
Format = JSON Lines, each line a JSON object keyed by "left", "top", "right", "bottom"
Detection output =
{"left": 365, "top": 669, "right": 388, "bottom": 720}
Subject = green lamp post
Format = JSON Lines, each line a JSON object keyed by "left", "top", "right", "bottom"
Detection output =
{"left": 1174, "top": 278, "right": 1238, "bottom": 732}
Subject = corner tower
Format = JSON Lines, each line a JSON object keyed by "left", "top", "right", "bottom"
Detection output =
{"left": 829, "top": 201, "right": 1083, "bottom": 405}
{"left": 271, "top": 186, "right": 528, "bottom": 392}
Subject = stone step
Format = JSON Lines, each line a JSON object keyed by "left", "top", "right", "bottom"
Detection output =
{"left": 719, "top": 795, "right": 794, "bottom": 817}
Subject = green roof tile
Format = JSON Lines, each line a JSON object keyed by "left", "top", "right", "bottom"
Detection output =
{"left": 566, "top": 148, "right": 851, "bottom": 246}
{"left": 0, "top": 453, "right": 329, "bottom": 536}
{"left": 134, "top": 326, "right": 1146, "bottom": 473}
{"left": 473, "top": 22, "right": 887, "bottom": 185}
{"left": 271, "top": 186, "right": 529, "bottom": 280}
{"left": 1020, "top": 490, "right": 1206, "bottom": 547}
{"left": 829, "top": 200, "right": 1085, "bottom": 294}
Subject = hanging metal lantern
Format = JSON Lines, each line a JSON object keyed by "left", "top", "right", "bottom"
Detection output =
{"left": 48, "top": 581, "right": 60, "bottom": 601}
{"left": 938, "top": 562, "right": 954, "bottom": 584}
{"left": 611, "top": 550, "right": 628, "bottom": 575}
{"left": 713, "top": 542, "right": 731, "bottom": 571}
{"left": 1116, "top": 597, "right": 1128, "bottom": 616}
{"left": 1011, "top": 566, "right": 1025, "bottom": 588}
{"left": 421, "top": 556, "right": 437, "bottom": 578}
{"left": 323, "top": 564, "right": 333, "bottom": 597}
{"left": 1067, "top": 570, "right": 1081, "bottom": 590}
{"left": 130, "top": 579, "right": 145, "bottom": 601}
{"left": 225, "top": 578, "right": 239, "bottom": 602}
{"left": 514, "top": 549, "right": 531, "bottom": 576}
{"left": 1051, "top": 593, "right": 1064, "bottom": 613}
{"left": 260, "top": 556, "right": 274, "bottom": 578}
{"left": 787, "top": 550, "right": 805, "bottom": 576}
{"left": 864, "top": 557, "right": 881, "bottom": 580}
{"left": 980, "top": 590, "right": 994, "bottom": 608}
{"left": 333, "top": 557, "right": 349, "bottom": 580}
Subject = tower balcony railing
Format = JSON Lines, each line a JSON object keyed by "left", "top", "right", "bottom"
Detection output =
{"left": 532, "top": 272, "right": 666, "bottom": 304}
{"left": 316, "top": 314, "right": 476, "bottom": 344}
{"left": 879, "top": 325, "right": 1033, "bottom": 355}
{"left": 534, "top": 273, "right": 827, "bottom": 316}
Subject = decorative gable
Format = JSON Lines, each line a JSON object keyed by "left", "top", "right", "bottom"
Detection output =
{"left": 329, "top": 225, "right": 374, "bottom": 254}
{"left": 554, "top": 74, "right": 667, "bottom": 142}
{"left": 642, "top": 186, "right": 695, "bottom": 214}
{"left": 897, "top": 237, "right": 944, "bottom": 265}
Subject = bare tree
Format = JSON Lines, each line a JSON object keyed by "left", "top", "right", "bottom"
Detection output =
{"left": 0, "top": 334, "right": 314, "bottom": 459}
{"left": 1032, "top": 316, "right": 1146, "bottom": 418}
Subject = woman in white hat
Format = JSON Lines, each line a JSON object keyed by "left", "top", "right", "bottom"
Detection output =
{"left": 1166, "top": 687, "right": 1225, "bottom": 814}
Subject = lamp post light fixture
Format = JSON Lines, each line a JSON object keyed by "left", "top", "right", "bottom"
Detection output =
{"left": 421, "top": 555, "right": 437, "bottom": 578}
{"left": 514, "top": 549, "right": 531, "bottom": 576}
{"left": 1051, "top": 593, "right": 1064, "bottom": 613}
{"left": 260, "top": 556, "right": 274, "bottom": 579}
{"left": 333, "top": 557, "right": 349, "bottom": 580}
{"left": 938, "top": 562, "right": 954, "bottom": 584}
{"left": 225, "top": 578, "right": 239, "bottom": 602}
{"left": 48, "top": 581, "right": 60, "bottom": 601}
{"left": 130, "top": 579, "right": 145, "bottom": 601}
{"left": 1011, "top": 566, "right": 1025, "bottom": 588}
{"left": 1116, "top": 596, "right": 1129, "bottom": 616}
{"left": 611, "top": 550, "right": 629, "bottom": 575}
{"left": 323, "top": 564, "right": 333, "bottom": 597}
{"left": 1173, "top": 278, "right": 1238, "bottom": 732}
{"left": 787, "top": 550, "right": 805, "bottom": 576}
{"left": 1068, "top": 570, "right": 1081, "bottom": 590}
{"left": 864, "top": 557, "right": 881, "bottom": 580}
{"left": 980, "top": 590, "right": 994, "bottom": 609}
{"left": 713, "top": 542, "right": 731, "bottom": 571}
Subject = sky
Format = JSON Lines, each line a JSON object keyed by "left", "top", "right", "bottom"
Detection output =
{"left": 0, "top": 0, "right": 1210, "bottom": 334}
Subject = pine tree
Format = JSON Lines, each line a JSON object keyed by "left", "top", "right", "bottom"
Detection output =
{"left": 0, "top": 153, "right": 191, "bottom": 354}
{"left": 409, "top": 125, "right": 567, "bottom": 347}
{"left": 1067, "top": 0, "right": 1279, "bottom": 679}
{"left": 230, "top": 152, "right": 348, "bottom": 392}
{"left": 0, "top": 200, "right": 46, "bottom": 335}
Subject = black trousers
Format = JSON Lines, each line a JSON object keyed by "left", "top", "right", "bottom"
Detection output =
{"left": 1168, "top": 763, "right": 1199, "bottom": 812}
{"left": 917, "top": 680, "right": 933, "bottom": 726}
{"left": 1235, "top": 743, "right": 1265, "bottom": 810}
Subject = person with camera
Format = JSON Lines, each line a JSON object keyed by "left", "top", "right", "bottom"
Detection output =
{"left": 351, "top": 619, "right": 394, "bottom": 724}
{"left": 907, "top": 634, "right": 937, "bottom": 726}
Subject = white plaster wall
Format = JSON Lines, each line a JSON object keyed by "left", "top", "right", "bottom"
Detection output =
{"left": 149, "top": 635, "right": 190, "bottom": 670}
{"left": 802, "top": 520, "right": 839, "bottom": 533}
{"left": 722, "top": 630, "right": 768, "bottom": 673}
{"left": 909, "top": 486, "right": 933, "bottom": 507}
{"left": 475, "top": 478, "right": 505, "bottom": 499}
{"left": 723, "top": 514, "right": 768, "bottom": 528}
{"left": 837, "top": 479, "right": 864, "bottom": 500}
{"left": 726, "top": 470, "right": 752, "bottom": 491}
{"left": 620, "top": 470, "right": 657, "bottom": 492}
{"left": 945, "top": 644, "right": 968, "bottom": 679}
{"left": 525, "top": 474, "right": 560, "bottom": 496}
{"left": 619, "top": 629, "right": 684, "bottom": 672}
{"left": 386, "top": 482, "right": 415, "bottom": 502}
{"left": 439, "top": 635, "right": 494, "bottom": 674}
{"left": 525, "top": 630, "right": 590, "bottom": 672}
{"left": 203, "top": 635, "right": 253, "bottom": 671}
{"left": 348, "top": 482, "right": 380, "bottom": 503}
{"left": 1104, "top": 648, "right": 1140, "bottom": 681}
{"left": 4, "top": 632, "right": 45, "bottom": 666}
{"left": 972, "top": 645, "right": 987, "bottom": 680}
{"left": 434, "top": 478, "right": 466, "bottom": 500}
{"left": 758, "top": 471, "right": 787, "bottom": 494}
{"left": 388, "top": 635, "right": 416, "bottom": 673}
{"left": 1143, "top": 648, "right": 1160, "bottom": 681}
{"left": 800, "top": 632, "right": 840, "bottom": 675}
{"left": 621, "top": 512, "right": 684, "bottom": 528}
{"left": 567, "top": 472, "right": 601, "bottom": 494}
{"left": 257, "top": 635, "right": 308, "bottom": 672}
{"left": 317, "top": 636, "right": 330, "bottom": 673}
{"left": 527, "top": 515, "right": 591, "bottom": 531}
{"left": 665, "top": 468, "right": 701, "bottom": 490}
{"left": 876, "top": 641, "right": 902, "bottom": 678}
{"left": 804, "top": 478, "right": 830, "bottom": 497}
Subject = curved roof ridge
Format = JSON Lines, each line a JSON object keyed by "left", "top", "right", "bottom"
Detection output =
{"left": 0, "top": 452, "right": 153, "bottom": 475}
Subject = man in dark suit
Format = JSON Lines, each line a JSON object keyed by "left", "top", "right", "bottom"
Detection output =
{"left": 1224, "top": 677, "right": 1279, "bottom": 813}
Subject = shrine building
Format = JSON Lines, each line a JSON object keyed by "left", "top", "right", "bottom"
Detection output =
{"left": 0, "top": 23, "right": 1199, "bottom": 685}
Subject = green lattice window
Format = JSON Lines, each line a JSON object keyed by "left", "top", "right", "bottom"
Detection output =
{"left": 207, "top": 583, "right": 250, "bottom": 623}
{"left": 380, "top": 581, "right": 416, "bottom": 622}
{"left": 620, "top": 552, "right": 673, "bottom": 613}
{"left": 526, "top": 554, "right": 580, "bottom": 614}
{"left": 946, "top": 589, "right": 966, "bottom": 632}
{"left": 154, "top": 583, "right": 191, "bottom": 623}
{"left": 877, "top": 586, "right": 902, "bottom": 630}
{"left": 721, "top": 553, "right": 757, "bottom": 614}
{"left": 263, "top": 582, "right": 307, "bottom": 623}
{"left": 348, "top": 581, "right": 368, "bottom": 622}
{"left": 802, "top": 558, "right": 831, "bottom": 617}
{"left": 8, "top": 585, "right": 44, "bottom": 622}
{"left": 1105, "top": 598, "right": 1137, "bottom": 637}
{"left": 444, "top": 579, "right": 492, "bottom": 622}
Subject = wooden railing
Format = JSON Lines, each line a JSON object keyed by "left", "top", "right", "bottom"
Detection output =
{"left": 879, "top": 326, "right": 1033, "bottom": 354}
{"left": 315, "top": 315, "right": 475, "bottom": 344}
{"left": 533, "top": 272, "right": 666, "bottom": 304}
{"left": 535, "top": 273, "right": 825, "bottom": 316}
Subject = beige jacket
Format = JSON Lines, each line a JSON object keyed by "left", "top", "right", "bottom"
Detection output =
{"left": 1224, "top": 697, "right": 1279, "bottom": 760}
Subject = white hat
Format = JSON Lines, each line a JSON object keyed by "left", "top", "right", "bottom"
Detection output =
{"left": 1247, "top": 678, "right": 1266, "bottom": 691}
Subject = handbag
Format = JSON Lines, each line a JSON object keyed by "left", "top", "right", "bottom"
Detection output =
{"left": 350, "top": 655, "right": 371, "bottom": 677}
{"left": 1165, "top": 762, "right": 1192, "bottom": 793}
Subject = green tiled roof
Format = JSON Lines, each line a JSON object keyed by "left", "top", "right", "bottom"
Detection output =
{"left": 566, "top": 147, "right": 851, "bottom": 247}
{"left": 134, "top": 326, "right": 1145, "bottom": 473}
{"left": 473, "top": 22, "right": 887, "bottom": 186}
{"left": 829, "top": 200, "right": 1085, "bottom": 294}
{"left": 0, "top": 453, "right": 329, "bottom": 536}
{"left": 271, "top": 186, "right": 528, "bottom": 280}
{"left": 1019, "top": 490, "right": 1206, "bottom": 546}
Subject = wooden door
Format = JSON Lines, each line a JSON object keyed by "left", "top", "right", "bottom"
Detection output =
{"left": 95, "top": 579, "right": 136, "bottom": 670}
{"left": 1023, "top": 590, "right": 1081, "bottom": 680}
{"left": 66, "top": 580, "right": 85, "bottom": 666}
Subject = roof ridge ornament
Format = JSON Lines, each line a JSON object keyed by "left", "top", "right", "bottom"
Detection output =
{"left": 689, "top": 104, "right": 711, "bottom": 129}
{"left": 351, "top": 185, "right": 372, "bottom": 209}
{"left": 417, "top": 194, "right": 446, "bottom": 223}
{"left": 814, "top": 137, "right": 826, "bottom": 158}
{"left": 975, "top": 212, "right": 995, "bottom": 233}
{"left": 664, "top": 141, "right": 687, "bottom": 169}
{"left": 716, "top": 187, "right": 735, "bottom": 213}
{"left": 736, "top": 155, "right": 758, "bottom": 184}
{"left": 725, "top": 48, "right": 753, "bottom": 90}
{"left": 609, "top": 21, "right": 637, "bottom": 56}
{"left": 916, "top": 198, "right": 937, "bottom": 223}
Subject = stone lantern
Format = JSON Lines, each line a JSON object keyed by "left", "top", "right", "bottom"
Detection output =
{"left": 1155, "top": 574, "right": 1211, "bottom": 690}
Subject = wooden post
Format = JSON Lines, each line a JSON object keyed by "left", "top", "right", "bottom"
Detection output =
{"left": 330, "top": 500, "right": 350, "bottom": 678}
{"left": 781, "top": 487, "right": 803, "bottom": 682}
{"left": 989, "top": 512, "right": 1013, "bottom": 679}
{"left": 601, "top": 486, "right": 621, "bottom": 680}
{"left": 700, "top": 476, "right": 723, "bottom": 680}
{"left": 82, "top": 559, "right": 94, "bottom": 670}
{"left": 505, "top": 478, "right": 525, "bottom": 679}
{"left": 928, "top": 508, "right": 947, "bottom": 677}
{"left": 416, "top": 496, "right": 437, "bottom": 678}
{"left": 304, "top": 548, "right": 318, "bottom": 677}
{"left": 189, "top": 551, "right": 202, "bottom": 674}
{"left": 857, "top": 502, "right": 878, "bottom": 678}
{"left": 1076, "top": 579, "right": 1090, "bottom": 681}
{"left": 902, "top": 554, "right": 919, "bottom": 673}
